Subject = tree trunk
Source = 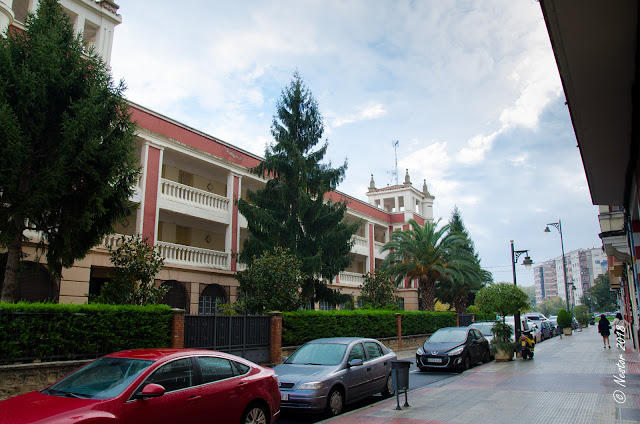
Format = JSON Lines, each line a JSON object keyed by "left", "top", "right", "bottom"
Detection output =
{"left": 419, "top": 276, "right": 435, "bottom": 311}
{"left": 1, "top": 226, "right": 24, "bottom": 302}
{"left": 453, "top": 295, "right": 467, "bottom": 315}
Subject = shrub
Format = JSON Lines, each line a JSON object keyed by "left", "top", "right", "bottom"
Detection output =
{"left": 574, "top": 305, "right": 590, "bottom": 326}
{"left": 282, "top": 310, "right": 456, "bottom": 346}
{"left": 0, "top": 302, "right": 173, "bottom": 363}
{"left": 557, "top": 309, "right": 572, "bottom": 328}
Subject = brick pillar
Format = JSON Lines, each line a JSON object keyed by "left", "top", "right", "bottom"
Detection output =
{"left": 269, "top": 311, "right": 283, "bottom": 365}
{"left": 396, "top": 313, "right": 402, "bottom": 350}
{"left": 170, "top": 308, "right": 185, "bottom": 348}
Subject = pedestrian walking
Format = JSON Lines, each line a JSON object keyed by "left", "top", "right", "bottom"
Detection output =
{"left": 612, "top": 313, "right": 629, "bottom": 339}
{"left": 597, "top": 314, "right": 611, "bottom": 348}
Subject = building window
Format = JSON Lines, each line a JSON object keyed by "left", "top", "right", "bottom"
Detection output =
{"left": 178, "top": 170, "right": 193, "bottom": 186}
{"left": 319, "top": 300, "right": 334, "bottom": 311}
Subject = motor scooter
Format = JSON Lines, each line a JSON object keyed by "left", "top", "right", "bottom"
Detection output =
{"left": 519, "top": 331, "right": 535, "bottom": 360}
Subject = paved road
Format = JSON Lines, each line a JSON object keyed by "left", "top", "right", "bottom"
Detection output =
{"left": 277, "top": 352, "right": 460, "bottom": 424}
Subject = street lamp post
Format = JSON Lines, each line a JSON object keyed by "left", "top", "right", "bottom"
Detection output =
{"left": 511, "top": 240, "right": 533, "bottom": 342}
{"left": 544, "top": 220, "right": 570, "bottom": 313}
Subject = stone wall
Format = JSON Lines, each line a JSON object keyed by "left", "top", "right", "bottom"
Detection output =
{"left": 0, "top": 360, "right": 89, "bottom": 400}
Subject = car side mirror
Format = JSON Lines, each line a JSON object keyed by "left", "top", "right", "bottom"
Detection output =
{"left": 348, "top": 359, "right": 363, "bottom": 368}
{"left": 136, "top": 383, "right": 166, "bottom": 399}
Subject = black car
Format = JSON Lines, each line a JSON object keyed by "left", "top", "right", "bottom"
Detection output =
{"left": 416, "top": 327, "right": 491, "bottom": 372}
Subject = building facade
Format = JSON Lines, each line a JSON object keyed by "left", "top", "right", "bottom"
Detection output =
{"left": 1, "top": 0, "right": 435, "bottom": 312}
{"left": 532, "top": 248, "right": 607, "bottom": 307}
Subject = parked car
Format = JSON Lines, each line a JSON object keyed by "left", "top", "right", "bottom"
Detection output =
{"left": 416, "top": 327, "right": 491, "bottom": 373}
{"left": 503, "top": 315, "right": 533, "bottom": 341}
{"left": 525, "top": 320, "right": 543, "bottom": 343}
{"left": 548, "top": 317, "right": 561, "bottom": 335}
{"left": 524, "top": 312, "right": 548, "bottom": 322}
{"left": 0, "top": 348, "right": 281, "bottom": 424}
{"left": 572, "top": 317, "right": 581, "bottom": 330}
{"left": 274, "top": 337, "right": 396, "bottom": 417}
{"left": 539, "top": 319, "right": 554, "bottom": 340}
{"left": 468, "top": 322, "right": 495, "bottom": 343}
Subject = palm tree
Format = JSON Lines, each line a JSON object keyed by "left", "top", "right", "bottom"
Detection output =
{"left": 381, "top": 219, "right": 478, "bottom": 311}
{"left": 436, "top": 265, "right": 492, "bottom": 313}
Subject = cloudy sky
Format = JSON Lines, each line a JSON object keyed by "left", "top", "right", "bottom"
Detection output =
{"left": 110, "top": 0, "right": 603, "bottom": 286}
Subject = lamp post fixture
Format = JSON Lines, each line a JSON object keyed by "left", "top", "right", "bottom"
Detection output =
{"left": 511, "top": 240, "right": 533, "bottom": 342}
{"left": 544, "top": 220, "right": 570, "bottom": 313}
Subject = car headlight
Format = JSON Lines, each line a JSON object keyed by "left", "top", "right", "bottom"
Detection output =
{"left": 298, "top": 381, "right": 323, "bottom": 390}
{"left": 417, "top": 346, "right": 424, "bottom": 355}
{"left": 448, "top": 346, "right": 464, "bottom": 356}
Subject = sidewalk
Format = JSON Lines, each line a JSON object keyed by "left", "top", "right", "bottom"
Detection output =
{"left": 323, "top": 327, "right": 640, "bottom": 424}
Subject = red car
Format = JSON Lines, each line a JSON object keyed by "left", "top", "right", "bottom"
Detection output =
{"left": 0, "top": 348, "right": 280, "bottom": 424}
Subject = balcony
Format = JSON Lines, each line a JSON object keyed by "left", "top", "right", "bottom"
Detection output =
{"left": 351, "top": 235, "right": 368, "bottom": 255}
{"left": 338, "top": 272, "right": 364, "bottom": 287}
{"left": 159, "top": 179, "right": 230, "bottom": 223}
{"left": 156, "top": 241, "right": 228, "bottom": 270}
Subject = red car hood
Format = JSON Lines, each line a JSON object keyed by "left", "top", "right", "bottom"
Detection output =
{"left": 0, "top": 391, "right": 119, "bottom": 424}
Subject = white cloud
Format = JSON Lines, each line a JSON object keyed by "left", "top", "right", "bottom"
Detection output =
{"left": 331, "top": 102, "right": 387, "bottom": 128}
{"left": 457, "top": 132, "right": 500, "bottom": 164}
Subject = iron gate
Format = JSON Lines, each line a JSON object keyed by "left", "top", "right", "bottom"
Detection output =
{"left": 184, "top": 314, "right": 271, "bottom": 363}
{"left": 458, "top": 313, "right": 473, "bottom": 327}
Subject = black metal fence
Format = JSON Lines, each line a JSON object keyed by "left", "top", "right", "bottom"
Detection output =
{"left": 458, "top": 313, "right": 474, "bottom": 327}
{"left": 184, "top": 314, "right": 271, "bottom": 364}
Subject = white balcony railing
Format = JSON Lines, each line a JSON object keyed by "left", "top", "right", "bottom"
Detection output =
{"left": 161, "top": 179, "right": 229, "bottom": 212}
{"left": 101, "top": 234, "right": 131, "bottom": 249}
{"left": 157, "top": 241, "right": 228, "bottom": 269}
{"left": 352, "top": 235, "right": 368, "bottom": 249}
{"left": 338, "top": 271, "right": 365, "bottom": 286}
{"left": 374, "top": 241, "right": 385, "bottom": 255}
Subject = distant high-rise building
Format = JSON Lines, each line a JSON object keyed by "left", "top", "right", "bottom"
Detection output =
{"left": 533, "top": 248, "right": 607, "bottom": 306}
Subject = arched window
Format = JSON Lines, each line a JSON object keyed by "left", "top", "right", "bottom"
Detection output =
{"left": 161, "top": 281, "right": 189, "bottom": 313}
{"left": 199, "top": 284, "right": 227, "bottom": 314}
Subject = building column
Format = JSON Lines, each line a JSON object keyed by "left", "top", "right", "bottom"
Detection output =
{"left": 141, "top": 144, "right": 163, "bottom": 245}
{"left": 226, "top": 173, "right": 241, "bottom": 272}
{"left": 368, "top": 223, "right": 374, "bottom": 273}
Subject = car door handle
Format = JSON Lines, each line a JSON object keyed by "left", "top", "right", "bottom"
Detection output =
{"left": 187, "top": 396, "right": 201, "bottom": 402}
{"left": 367, "top": 367, "right": 372, "bottom": 371}
{"left": 237, "top": 381, "right": 247, "bottom": 386}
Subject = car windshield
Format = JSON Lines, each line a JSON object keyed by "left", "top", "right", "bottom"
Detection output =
{"left": 427, "top": 328, "right": 468, "bottom": 343}
{"left": 285, "top": 343, "right": 347, "bottom": 365}
{"left": 42, "top": 357, "right": 153, "bottom": 400}
{"left": 470, "top": 323, "right": 493, "bottom": 336}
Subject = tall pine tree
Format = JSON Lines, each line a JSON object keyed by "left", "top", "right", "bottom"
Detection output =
{"left": 237, "top": 72, "right": 359, "bottom": 305}
{"left": 437, "top": 206, "right": 492, "bottom": 313}
{"left": 0, "top": 0, "right": 139, "bottom": 302}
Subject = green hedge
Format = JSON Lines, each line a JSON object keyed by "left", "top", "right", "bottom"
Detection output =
{"left": 0, "top": 302, "right": 173, "bottom": 363}
{"left": 473, "top": 311, "right": 497, "bottom": 322}
{"left": 282, "top": 310, "right": 457, "bottom": 346}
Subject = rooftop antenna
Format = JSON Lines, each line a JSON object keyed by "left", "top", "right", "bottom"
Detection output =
{"left": 387, "top": 140, "right": 399, "bottom": 185}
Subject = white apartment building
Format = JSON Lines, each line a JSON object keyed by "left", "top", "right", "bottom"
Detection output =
{"left": 533, "top": 248, "right": 607, "bottom": 307}
{"left": 1, "top": 0, "right": 435, "bottom": 312}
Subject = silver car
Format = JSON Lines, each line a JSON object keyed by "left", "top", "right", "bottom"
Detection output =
{"left": 273, "top": 337, "right": 397, "bottom": 417}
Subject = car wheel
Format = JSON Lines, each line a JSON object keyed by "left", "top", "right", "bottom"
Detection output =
{"left": 482, "top": 348, "right": 491, "bottom": 363}
{"left": 241, "top": 403, "right": 268, "bottom": 424}
{"left": 381, "top": 373, "right": 395, "bottom": 397}
{"left": 325, "top": 388, "right": 344, "bottom": 417}
{"left": 458, "top": 354, "right": 470, "bottom": 373}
